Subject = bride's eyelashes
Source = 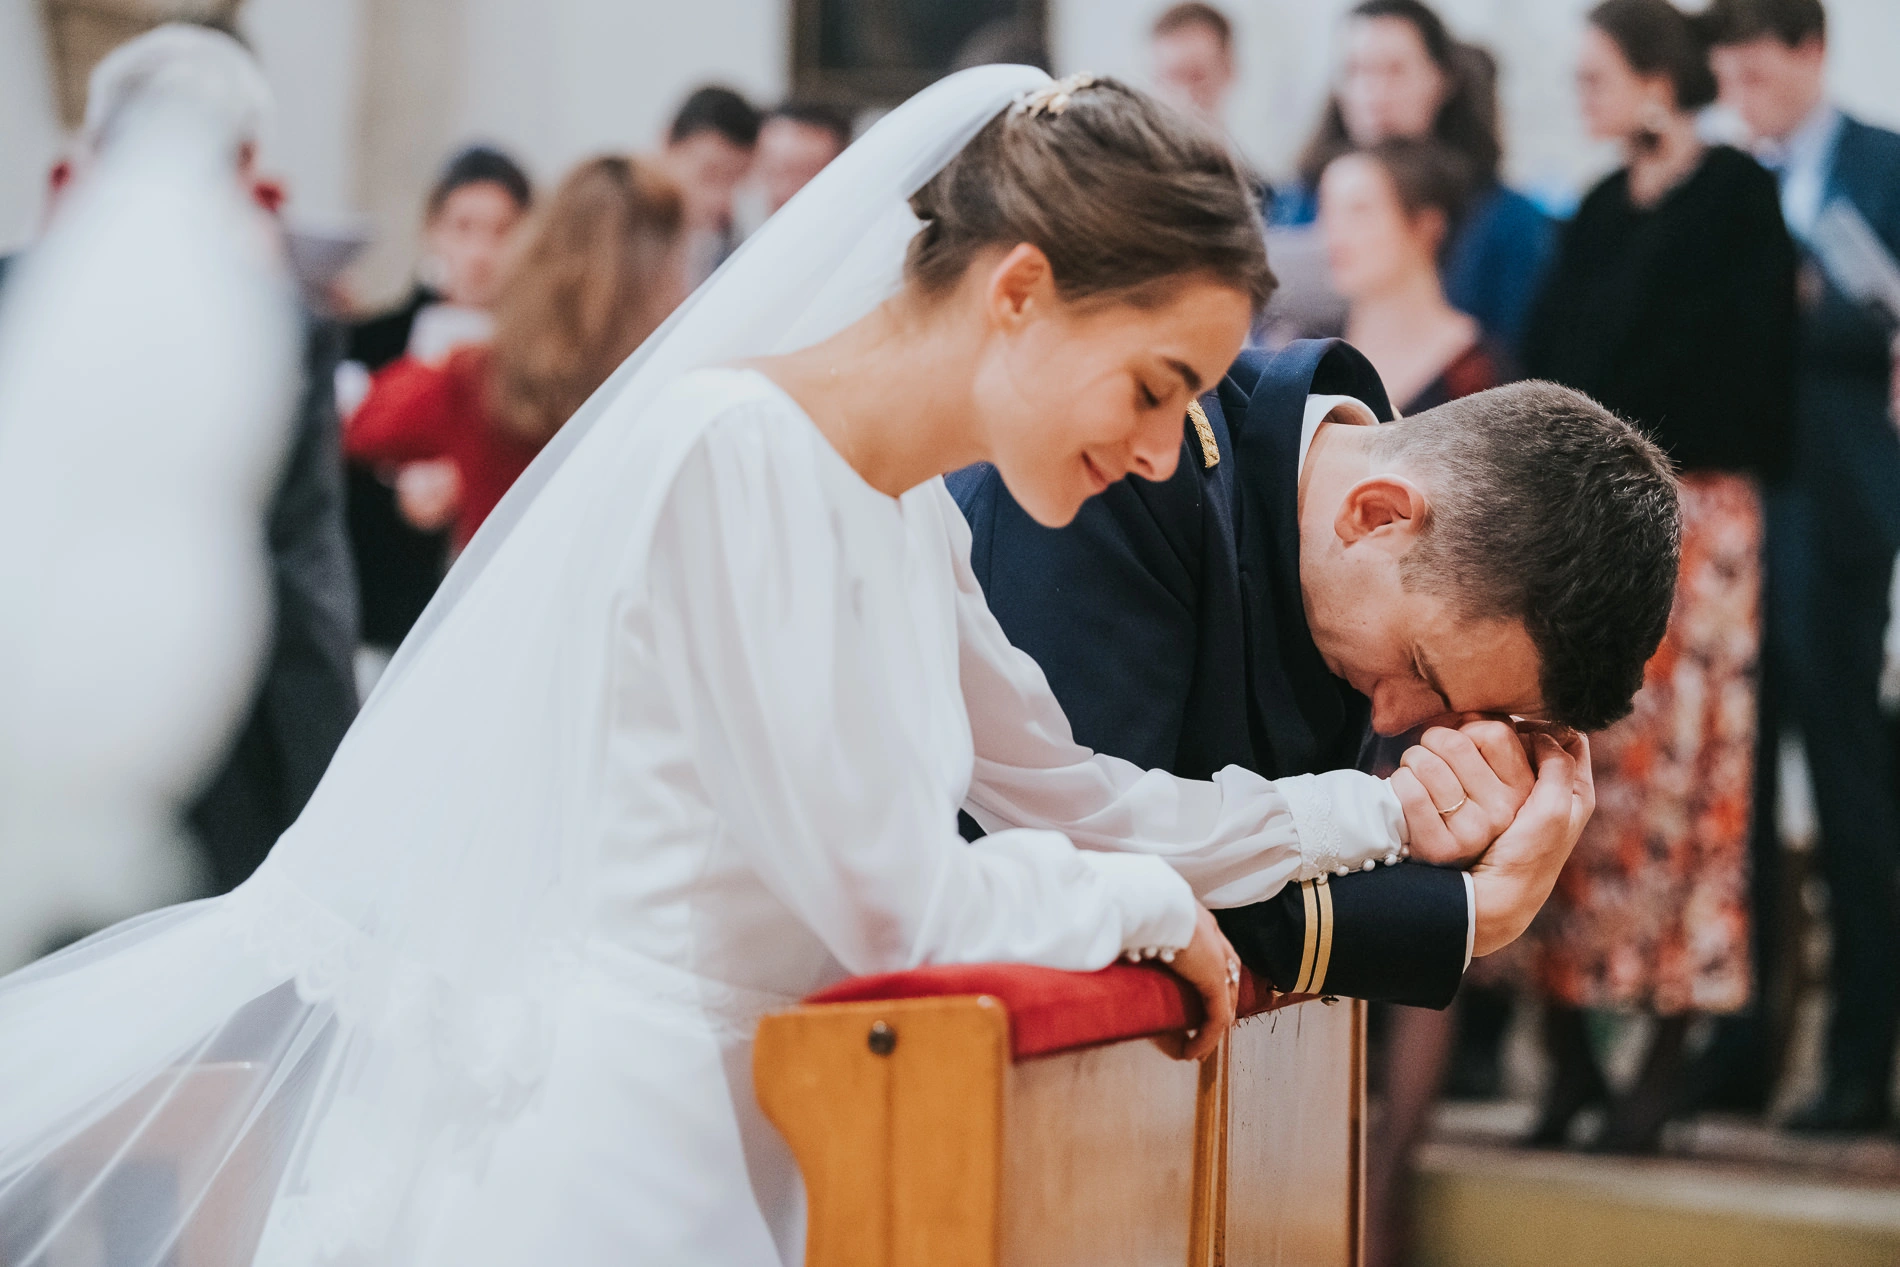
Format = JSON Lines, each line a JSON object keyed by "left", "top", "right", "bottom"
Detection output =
{"left": 1137, "top": 380, "right": 1162, "bottom": 410}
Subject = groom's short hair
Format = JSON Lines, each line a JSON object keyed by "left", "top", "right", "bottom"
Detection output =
{"left": 1370, "top": 381, "right": 1681, "bottom": 732}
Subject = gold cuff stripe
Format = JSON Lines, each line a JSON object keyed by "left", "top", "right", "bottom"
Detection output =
{"left": 1312, "top": 873, "right": 1335, "bottom": 995}
{"left": 1295, "top": 879, "right": 1320, "bottom": 994}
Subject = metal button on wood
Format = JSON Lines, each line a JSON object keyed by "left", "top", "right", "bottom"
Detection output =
{"left": 867, "top": 1020, "right": 897, "bottom": 1056}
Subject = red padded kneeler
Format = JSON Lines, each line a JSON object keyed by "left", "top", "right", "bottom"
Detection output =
{"left": 805, "top": 962, "right": 1310, "bottom": 1061}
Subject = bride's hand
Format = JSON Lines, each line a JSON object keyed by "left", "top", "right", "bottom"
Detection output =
{"left": 1158, "top": 904, "right": 1241, "bottom": 1062}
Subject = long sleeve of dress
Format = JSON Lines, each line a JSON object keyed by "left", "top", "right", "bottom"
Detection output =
{"left": 640, "top": 406, "right": 1200, "bottom": 978}
{"left": 937, "top": 485, "right": 1408, "bottom": 909}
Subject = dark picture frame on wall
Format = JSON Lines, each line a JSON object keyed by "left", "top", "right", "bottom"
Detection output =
{"left": 790, "top": 0, "right": 1049, "bottom": 108}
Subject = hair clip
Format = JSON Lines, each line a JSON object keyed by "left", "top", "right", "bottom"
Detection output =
{"left": 1012, "top": 73, "right": 1099, "bottom": 119}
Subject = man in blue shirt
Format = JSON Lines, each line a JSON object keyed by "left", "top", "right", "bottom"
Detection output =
{"left": 1710, "top": 0, "right": 1900, "bottom": 1133}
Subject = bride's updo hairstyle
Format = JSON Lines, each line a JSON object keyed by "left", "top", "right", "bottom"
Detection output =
{"left": 905, "top": 75, "right": 1276, "bottom": 313}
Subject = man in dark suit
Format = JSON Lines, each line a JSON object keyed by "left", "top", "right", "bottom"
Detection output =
{"left": 951, "top": 339, "right": 1679, "bottom": 1009}
{"left": 343, "top": 144, "right": 534, "bottom": 657}
{"left": 184, "top": 314, "right": 359, "bottom": 891}
{"left": 9, "top": 24, "right": 361, "bottom": 898}
{"left": 1710, "top": 0, "right": 1900, "bottom": 1131}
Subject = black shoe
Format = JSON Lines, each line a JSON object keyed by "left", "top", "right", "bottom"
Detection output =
{"left": 1589, "top": 1118, "right": 1667, "bottom": 1156}
{"left": 1526, "top": 1005, "right": 1609, "bottom": 1149}
{"left": 1784, "top": 1084, "right": 1893, "bottom": 1134}
{"left": 1590, "top": 1088, "right": 1677, "bottom": 1155}
{"left": 1525, "top": 1061, "right": 1610, "bottom": 1149}
{"left": 1443, "top": 1048, "right": 1504, "bottom": 1102}
{"left": 1682, "top": 1026, "right": 1772, "bottom": 1116}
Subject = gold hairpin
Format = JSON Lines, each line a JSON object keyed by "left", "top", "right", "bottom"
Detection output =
{"left": 1012, "top": 73, "right": 1099, "bottom": 119}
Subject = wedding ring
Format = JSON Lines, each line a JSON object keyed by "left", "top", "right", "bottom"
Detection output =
{"left": 1437, "top": 795, "right": 1469, "bottom": 818}
{"left": 1226, "top": 960, "right": 1241, "bottom": 986}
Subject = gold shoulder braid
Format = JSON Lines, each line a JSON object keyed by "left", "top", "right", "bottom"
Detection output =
{"left": 1186, "top": 400, "right": 1219, "bottom": 468}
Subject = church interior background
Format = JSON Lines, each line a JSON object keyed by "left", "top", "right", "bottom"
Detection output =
{"left": 5, "top": 0, "right": 1900, "bottom": 1263}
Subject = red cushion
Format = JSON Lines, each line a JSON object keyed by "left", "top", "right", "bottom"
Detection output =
{"left": 804, "top": 963, "right": 1309, "bottom": 1061}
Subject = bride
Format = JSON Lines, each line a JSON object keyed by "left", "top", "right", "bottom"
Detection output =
{"left": 0, "top": 66, "right": 1577, "bottom": 1265}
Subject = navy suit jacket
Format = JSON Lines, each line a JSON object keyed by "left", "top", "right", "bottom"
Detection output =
{"left": 1799, "top": 114, "right": 1900, "bottom": 560}
{"left": 950, "top": 340, "right": 1469, "bottom": 1008}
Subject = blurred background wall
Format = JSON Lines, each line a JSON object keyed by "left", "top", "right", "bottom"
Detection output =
{"left": 3, "top": 0, "right": 1899, "bottom": 302}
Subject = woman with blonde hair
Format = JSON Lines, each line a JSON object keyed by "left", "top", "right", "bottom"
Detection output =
{"left": 348, "top": 155, "right": 685, "bottom": 547}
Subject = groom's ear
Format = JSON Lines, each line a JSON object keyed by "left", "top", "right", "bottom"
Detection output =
{"left": 1335, "top": 474, "right": 1430, "bottom": 550}
{"left": 985, "top": 243, "right": 1057, "bottom": 330}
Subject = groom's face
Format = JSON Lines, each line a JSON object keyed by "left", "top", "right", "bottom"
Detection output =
{"left": 1310, "top": 579, "right": 1546, "bottom": 736}
{"left": 1298, "top": 477, "right": 1548, "bottom": 735}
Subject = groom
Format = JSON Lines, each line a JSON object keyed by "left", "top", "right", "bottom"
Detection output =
{"left": 950, "top": 339, "right": 1679, "bottom": 1007}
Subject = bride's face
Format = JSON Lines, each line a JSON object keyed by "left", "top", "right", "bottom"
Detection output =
{"left": 970, "top": 245, "right": 1252, "bottom": 528}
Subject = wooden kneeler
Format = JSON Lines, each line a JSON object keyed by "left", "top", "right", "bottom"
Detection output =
{"left": 754, "top": 963, "right": 1364, "bottom": 1267}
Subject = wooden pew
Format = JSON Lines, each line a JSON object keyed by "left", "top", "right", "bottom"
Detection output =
{"left": 754, "top": 963, "right": 1365, "bottom": 1266}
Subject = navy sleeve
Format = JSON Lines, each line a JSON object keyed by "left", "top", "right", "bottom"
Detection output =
{"left": 947, "top": 443, "right": 1206, "bottom": 774}
{"left": 189, "top": 317, "right": 361, "bottom": 888}
{"left": 1216, "top": 863, "right": 1469, "bottom": 1009}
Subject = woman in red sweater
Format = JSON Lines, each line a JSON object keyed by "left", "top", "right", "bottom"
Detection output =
{"left": 349, "top": 156, "right": 686, "bottom": 548}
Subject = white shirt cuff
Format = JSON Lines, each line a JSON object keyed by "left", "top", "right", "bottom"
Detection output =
{"left": 1278, "top": 769, "right": 1408, "bottom": 882}
{"left": 1462, "top": 871, "right": 1476, "bottom": 970}
{"left": 1086, "top": 850, "right": 1199, "bottom": 956}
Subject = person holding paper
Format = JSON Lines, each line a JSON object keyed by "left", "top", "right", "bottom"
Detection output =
{"left": 1708, "top": 0, "right": 1900, "bottom": 1134}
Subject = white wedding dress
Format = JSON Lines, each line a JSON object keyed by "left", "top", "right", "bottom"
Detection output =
{"left": 0, "top": 71, "right": 1406, "bottom": 1267}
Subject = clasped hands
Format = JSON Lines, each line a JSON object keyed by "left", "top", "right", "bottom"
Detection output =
{"left": 1392, "top": 717, "right": 1595, "bottom": 958}
{"left": 1165, "top": 716, "right": 1593, "bottom": 1063}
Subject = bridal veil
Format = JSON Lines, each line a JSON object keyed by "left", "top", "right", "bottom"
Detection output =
{"left": 0, "top": 63, "right": 1051, "bottom": 1266}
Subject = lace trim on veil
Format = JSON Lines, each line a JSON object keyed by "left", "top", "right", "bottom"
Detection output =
{"left": 216, "top": 867, "right": 571, "bottom": 1262}
{"left": 222, "top": 865, "right": 561, "bottom": 1102}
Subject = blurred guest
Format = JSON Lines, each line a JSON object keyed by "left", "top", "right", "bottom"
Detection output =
{"left": 350, "top": 146, "right": 532, "bottom": 369}
{"left": 344, "top": 146, "right": 533, "bottom": 662}
{"left": 663, "top": 86, "right": 760, "bottom": 285}
{"left": 0, "top": 29, "right": 303, "bottom": 976}
{"left": 1321, "top": 139, "right": 1504, "bottom": 414}
{"left": 756, "top": 102, "right": 852, "bottom": 215}
{"left": 1320, "top": 136, "right": 1505, "bottom": 1267}
{"left": 3, "top": 25, "right": 360, "bottom": 900}
{"left": 1520, "top": 0, "right": 1797, "bottom": 1153}
{"left": 1708, "top": 0, "right": 1900, "bottom": 1134}
{"left": 348, "top": 157, "right": 684, "bottom": 549}
{"left": 1276, "top": 0, "right": 1553, "bottom": 355}
{"left": 1150, "top": 3, "right": 1236, "bottom": 128}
